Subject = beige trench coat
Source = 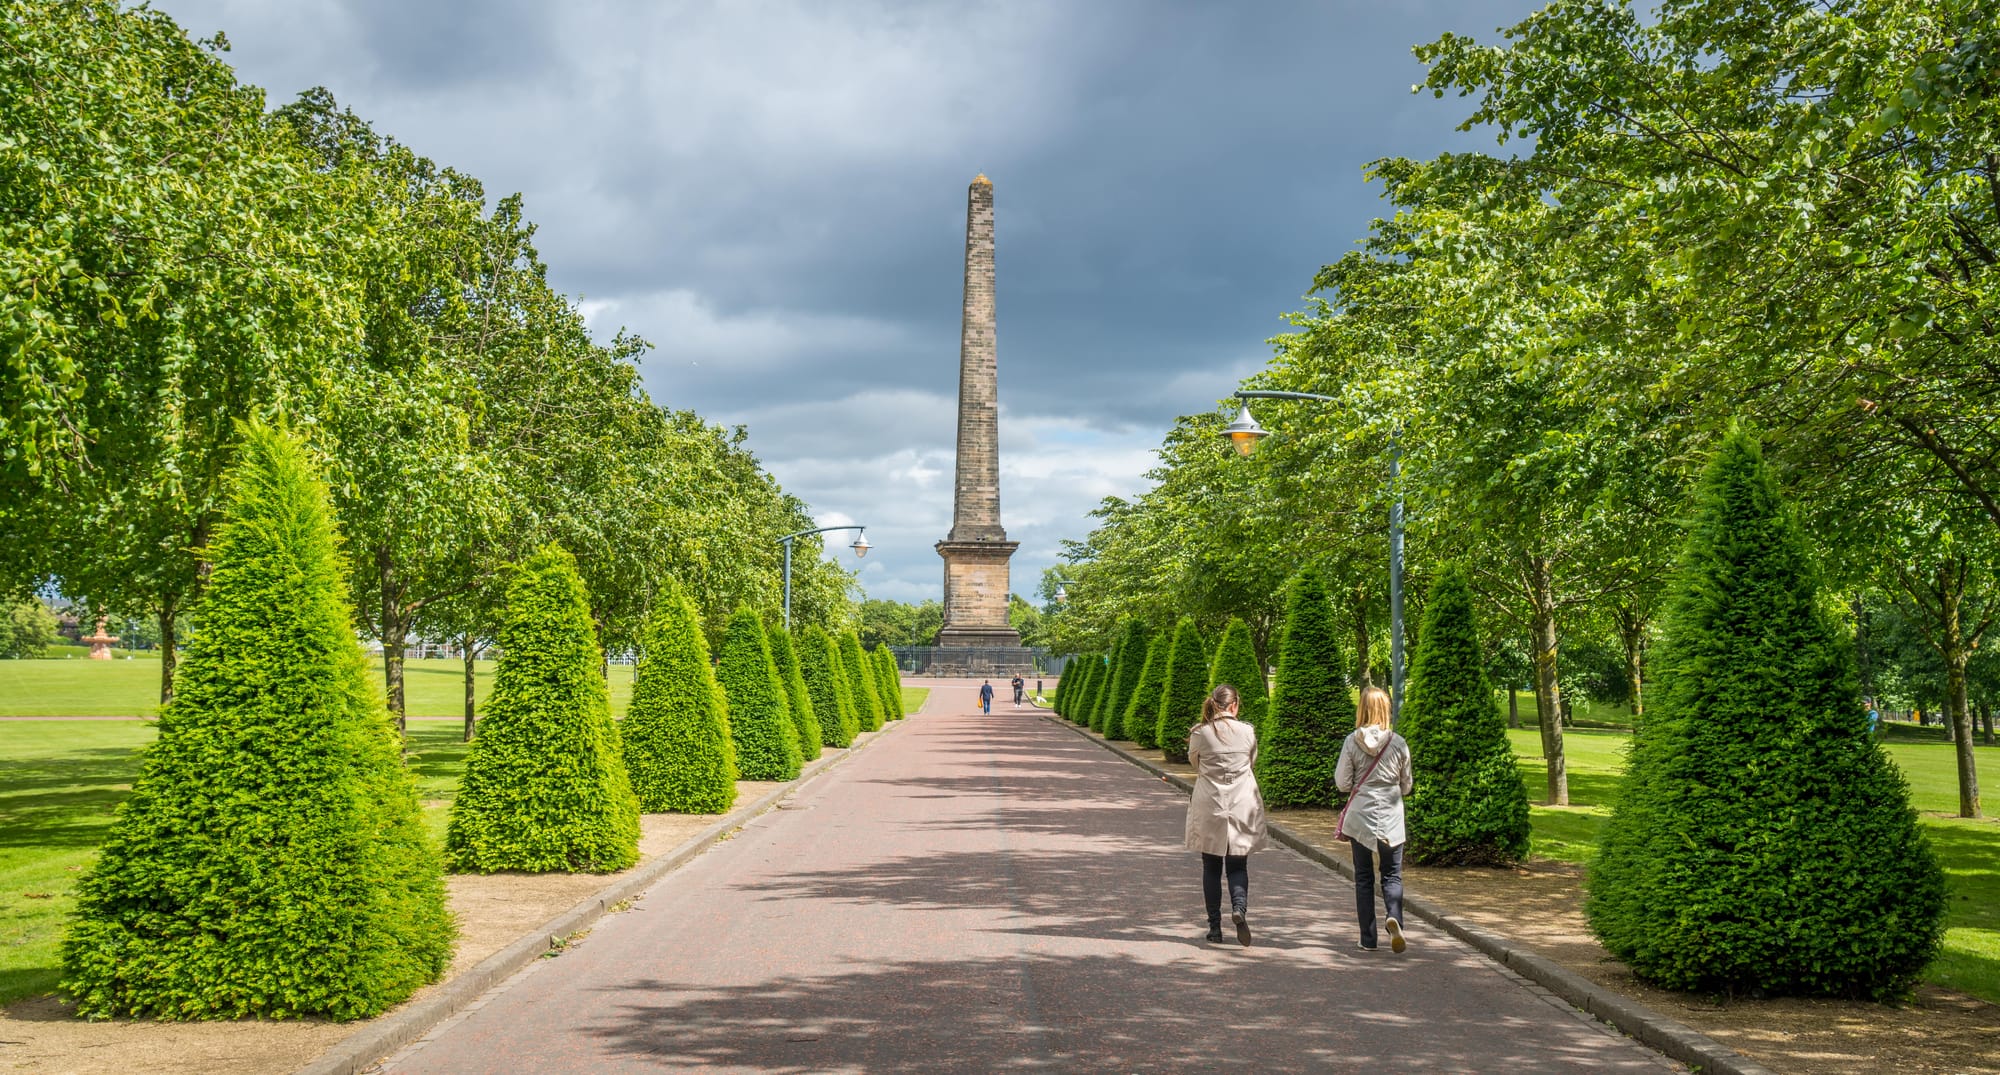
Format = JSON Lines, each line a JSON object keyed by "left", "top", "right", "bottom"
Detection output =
{"left": 1184, "top": 717, "right": 1269, "bottom": 856}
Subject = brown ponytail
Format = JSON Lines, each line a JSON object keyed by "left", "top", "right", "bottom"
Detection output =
{"left": 1201, "top": 684, "right": 1242, "bottom": 723}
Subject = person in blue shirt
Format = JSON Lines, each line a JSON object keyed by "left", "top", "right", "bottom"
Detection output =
{"left": 978, "top": 680, "right": 994, "bottom": 714}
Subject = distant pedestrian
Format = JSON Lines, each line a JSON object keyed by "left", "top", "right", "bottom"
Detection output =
{"left": 1010, "top": 675, "right": 1025, "bottom": 706}
{"left": 979, "top": 680, "right": 994, "bottom": 714}
{"left": 1336, "top": 686, "right": 1413, "bottom": 954}
{"left": 1186, "top": 684, "right": 1267, "bottom": 946}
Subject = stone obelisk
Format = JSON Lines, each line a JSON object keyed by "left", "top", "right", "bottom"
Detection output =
{"left": 935, "top": 175, "right": 1021, "bottom": 647}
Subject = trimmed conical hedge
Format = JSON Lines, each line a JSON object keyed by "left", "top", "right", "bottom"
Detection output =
{"left": 1207, "top": 618, "right": 1267, "bottom": 729}
{"left": 768, "top": 627, "right": 823, "bottom": 759}
{"left": 871, "top": 646, "right": 903, "bottom": 719}
{"left": 1053, "top": 661, "right": 1073, "bottom": 715}
{"left": 621, "top": 583, "right": 738, "bottom": 813}
{"left": 1123, "top": 633, "right": 1170, "bottom": 748}
{"left": 1586, "top": 430, "right": 1946, "bottom": 999}
{"left": 1100, "top": 620, "right": 1150, "bottom": 740}
{"left": 446, "top": 544, "right": 640, "bottom": 873}
{"left": 60, "top": 425, "right": 453, "bottom": 1021}
{"left": 840, "top": 631, "right": 886, "bottom": 732}
{"left": 1400, "top": 564, "right": 1529, "bottom": 865}
{"left": 801, "top": 625, "right": 859, "bottom": 747}
{"left": 718, "top": 609, "right": 803, "bottom": 780}
{"left": 1261, "top": 565, "right": 1349, "bottom": 807}
{"left": 1075, "top": 653, "right": 1105, "bottom": 725}
{"left": 1156, "top": 617, "right": 1209, "bottom": 764}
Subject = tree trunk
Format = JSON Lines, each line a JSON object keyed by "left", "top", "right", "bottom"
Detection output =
{"left": 1508, "top": 686, "right": 1519, "bottom": 729}
{"left": 1613, "top": 601, "right": 1645, "bottom": 720}
{"left": 377, "top": 548, "right": 409, "bottom": 735}
{"left": 1351, "top": 586, "right": 1373, "bottom": 689}
{"left": 1526, "top": 555, "right": 1568, "bottom": 805}
{"left": 1983, "top": 698, "right": 1995, "bottom": 745}
{"left": 462, "top": 632, "right": 478, "bottom": 742}
{"left": 1935, "top": 568, "right": 1981, "bottom": 817}
{"left": 157, "top": 598, "right": 178, "bottom": 706}
{"left": 1852, "top": 595, "right": 1876, "bottom": 705}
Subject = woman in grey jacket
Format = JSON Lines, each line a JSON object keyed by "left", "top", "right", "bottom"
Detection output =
{"left": 1185, "top": 684, "right": 1267, "bottom": 945}
{"left": 1335, "top": 686, "right": 1413, "bottom": 952}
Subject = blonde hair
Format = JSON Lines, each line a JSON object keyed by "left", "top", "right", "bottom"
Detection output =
{"left": 1201, "top": 684, "right": 1241, "bottom": 723}
{"left": 1356, "top": 686, "right": 1392, "bottom": 730}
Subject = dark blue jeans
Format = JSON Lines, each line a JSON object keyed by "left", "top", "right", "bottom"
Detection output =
{"left": 1350, "top": 838, "right": 1404, "bottom": 947}
{"left": 1201, "top": 853, "right": 1249, "bottom": 925}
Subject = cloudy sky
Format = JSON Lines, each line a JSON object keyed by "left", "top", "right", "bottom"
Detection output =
{"left": 153, "top": 0, "right": 1538, "bottom": 605}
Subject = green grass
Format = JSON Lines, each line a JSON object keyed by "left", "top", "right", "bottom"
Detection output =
{"left": 901, "top": 687, "right": 929, "bottom": 714}
{"left": 0, "top": 656, "right": 636, "bottom": 718}
{"left": 1509, "top": 725, "right": 2000, "bottom": 1003}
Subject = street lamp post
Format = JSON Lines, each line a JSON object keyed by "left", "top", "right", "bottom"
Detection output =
{"left": 777, "top": 526, "right": 871, "bottom": 630}
{"left": 1220, "top": 389, "right": 1407, "bottom": 723}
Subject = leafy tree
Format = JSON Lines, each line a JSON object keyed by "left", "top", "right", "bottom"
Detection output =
{"left": 621, "top": 583, "right": 737, "bottom": 813}
{"left": 1260, "top": 566, "right": 1349, "bottom": 806}
{"left": 768, "top": 626, "right": 824, "bottom": 760}
{"left": 859, "top": 598, "right": 942, "bottom": 648}
{"left": 1155, "top": 617, "right": 1209, "bottom": 764}
{"left": 2, "top": 595, "right": 57, "bottom": 658}
{"left": 1399, "top": 563, "right": 1529, "bottom": 865}
{"left": 717, "top": 609, "right": 803, "bottom": 780}
{"left": 1100, "top": 620, "right": 1150, "bottom": 740}
{"left": 1206, "top": 617, "right": 1268, "bottom": 729}
{"left": 839, "top": 631, "right": 886, "bottom": 732}
{"left": 446, "top": 544, "right": 639, "bottom": 872}
{"left": 1122, "top": 632, "right": 1170, "bottom": 749}
{"left": 60, "top": 425, "right": 452, "bottom": 1019}
{"left": 1587, "top": 431, "right": 1946, "bottom": 998}
{"left": 800, "top": 625, "right": 858, "bottom": 747}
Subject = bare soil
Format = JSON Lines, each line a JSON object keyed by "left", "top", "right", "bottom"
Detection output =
{"left": 1078, "top": 724, "right": 2000, "bottom": 1075}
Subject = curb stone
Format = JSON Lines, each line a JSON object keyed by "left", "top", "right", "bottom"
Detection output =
{"left": 297, "top": 717, "right": 911, "bottom": 1075}
{"left": 1042, "top": 714, "right": 1778, "bottom": 1075}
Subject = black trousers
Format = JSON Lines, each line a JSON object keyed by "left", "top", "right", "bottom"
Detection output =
{"left": 1200, "top": 852, "right": 1249, "bottom": 924}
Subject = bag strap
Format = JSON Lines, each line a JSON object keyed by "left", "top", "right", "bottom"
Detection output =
{"left": 1335, "top": 741, "right": 1391, "bottom": 838}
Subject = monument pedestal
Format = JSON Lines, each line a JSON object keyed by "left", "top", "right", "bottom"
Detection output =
{"left": 935, "top": 538, "right": 1020, "bottom": 648}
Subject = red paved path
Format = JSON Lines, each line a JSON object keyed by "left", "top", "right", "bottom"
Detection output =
{"left": 384, "top": 683, "right": 1678, "bottom": 1073}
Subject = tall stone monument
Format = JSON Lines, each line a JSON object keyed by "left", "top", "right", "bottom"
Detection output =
{"left": 934, "top": 175, "right": 1021, "bottom": 648}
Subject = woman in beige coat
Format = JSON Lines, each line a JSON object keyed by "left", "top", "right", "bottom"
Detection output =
{"left": 1185, "top": 684, "right": 1268, "bottom": 946}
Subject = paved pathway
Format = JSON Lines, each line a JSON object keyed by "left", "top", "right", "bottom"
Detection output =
{"left": 385, "top": 684, "right": 1678, "bottom": 1073}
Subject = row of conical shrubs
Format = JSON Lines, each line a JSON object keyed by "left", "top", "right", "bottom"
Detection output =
{"left": 1051, "top": 429, "right": 1946, "bottom": 1000}
{"left": 60, "top": 424, "right": 906, "bottom": 1021}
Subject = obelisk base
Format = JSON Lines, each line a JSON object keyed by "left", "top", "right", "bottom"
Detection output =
{"left": 934, "top": 538, "right": 1020, "bottom": 647}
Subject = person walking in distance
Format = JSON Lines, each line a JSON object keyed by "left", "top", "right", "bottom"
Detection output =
{"left": 1337, "top": 686, "right": 1413, "bottom": 953}
{"left": 978, "top": 679, "right": 994, "bottom": 714}
{"left": 1185, "top": 684, "right": 1267, "bottom": 945}
{"left": 1010, "top": 674, "right": 1025, "bottom": 706}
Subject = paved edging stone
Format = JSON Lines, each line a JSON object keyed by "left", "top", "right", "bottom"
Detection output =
{"left": 1041, "top": 714, "right": 1779, "bottom": 1075}
{"left": 296, "top": 718, "right": 911, "bottom": 1075}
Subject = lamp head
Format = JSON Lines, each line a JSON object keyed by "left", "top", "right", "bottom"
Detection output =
{"left": 1220, "top": 403, "right": 1268, "bottom": 458}
{"left": 850, "top": 532, "right": 871, "bottom": 558}
{"left": 1054, "top": 584, "right": 1068, "bottom": 605}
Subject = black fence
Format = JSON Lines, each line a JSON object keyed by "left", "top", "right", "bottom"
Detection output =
{"left": 888, "top": 646, "right": 1068, "bottom": 678}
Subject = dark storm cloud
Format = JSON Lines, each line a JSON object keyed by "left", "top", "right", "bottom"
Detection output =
{"left": 151, "top": 0, "right": 1540, "bottom": 603}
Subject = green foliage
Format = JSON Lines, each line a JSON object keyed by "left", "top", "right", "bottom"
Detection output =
{"left": 60, "top": 425, "right": 453, "bottom": 1020}
{"left": 858, "top": 598, "right": 942, "bottom": 648}
{"left": 446, "top": 544, "right": 639, "bottom": 873}
{"left": 1586, "top": 431, "right": 1947, "bottom": 999}
{"left": 1122, "top": 632, "right": 1170, "bottom": 749}
{"left": 1400, "top": 564, "right": 1529, "bottom": 865}
{"left": 839, "top": 631, "right": 885, "bottom": 733}
{"left": 1074, "top": 654, "right": 1105, "bottom": 726}
{"left": 716, "top": 609, "right": 802, "bottom": 781}
{"left": 1155, "top": 617, "right": 1209, "bottom": 764}
{"left": 1207, "top": 617, "right": 1268, "bottom": 729}
{"left": 1052, "top": 661, "right": 1072, "bottom": 715}
{"left": 800, "top": 626, "right": 858, "bottom": 747}
{"left": 1260, "top": 566, "right": 1349, "bottom": 807}
{"left": 870, "top": 646, "right": 903, "bottom": 720}
{"left": 1, "top": 596, "right": 58, "bottom": 658}
{"left": 1100, "top": 620, "right": 1150, "bottom": 740}
{"left": 768, "top": 627, "right": 823, "bottom": 759}
{"left": 620, "top": 584, "right": 737, "bottom": 813}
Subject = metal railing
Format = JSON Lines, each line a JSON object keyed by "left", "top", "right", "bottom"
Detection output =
{"left": 887, "top": 646, "right": 1068, "bottom": 677}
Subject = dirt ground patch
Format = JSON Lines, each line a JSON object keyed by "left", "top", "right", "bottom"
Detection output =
{"left": 1076, "top": 723, "right": 2000, "bottom": 1075}
{"left": 0, "top": 768, "right": 808, "bottom": 1075}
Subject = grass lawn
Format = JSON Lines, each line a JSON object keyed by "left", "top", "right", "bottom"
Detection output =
{"left": 1509, "top": 725, "right": 2000, "bottom": 1004}
{"left": 901, "top": 687, "right": 929, "bottom": 714}
{"left": 0, "top": 657, "right": 636, "bottom": 718}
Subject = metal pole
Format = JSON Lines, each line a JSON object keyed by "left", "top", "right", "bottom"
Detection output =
{"left": 782, "top": 537, "right": 794, "bottom": 630}
{"left": 1388, "top": 428, "right": 1405, "bottom": 726}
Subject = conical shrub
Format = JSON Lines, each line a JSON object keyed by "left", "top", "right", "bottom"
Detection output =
{"left": 1053, "top": 661, "right": 1073, "bottom": 715}
{"left": 1207, "top": 618, "right": 1268, "bottom": 729}
{"left": 1586, "top": 430, "right": 1946, "bottom": 999}
{"left": 1075, "top": 653, "right": 1105, "bottom": 726}
{"left": 769, "top": 627, "right": 823, "bottom": 759}
{"left": 840, "top": 631, "right": 886, "bottom": 732}
{"left": 1100, "top": 620, "right": 1150, "bottom": 740}
{"left": 1260, "top": 565, "right": 1349, "bottom": 807}
{"left": 446, "top": 544, "right": 640, "bottom": 873}
{"left": 801, "top": 626, "right": 858, "bottom": 747}
{"left": 1156, "top": 617, "right": 1209, "bottom": 764}
{"left": 1123, "top": 633, "right": 1170, "bottom": 748}
{"left": 1400, "top": 564, "right": 1529, "bottom": 865}
{"left": 60, "top": 425, "right": 454, "bottom": 1020}
{"left": 621, "top": 583, "right": 738, "bottom": 813}
{"left": 871, "top": 646, "right": 902, "bottom": 719}
{"left": 718, "top": 609, "right": 803, "bottom": 780}
{"left": 1089, "top": 634, "right": 1122, "bottom": 733}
